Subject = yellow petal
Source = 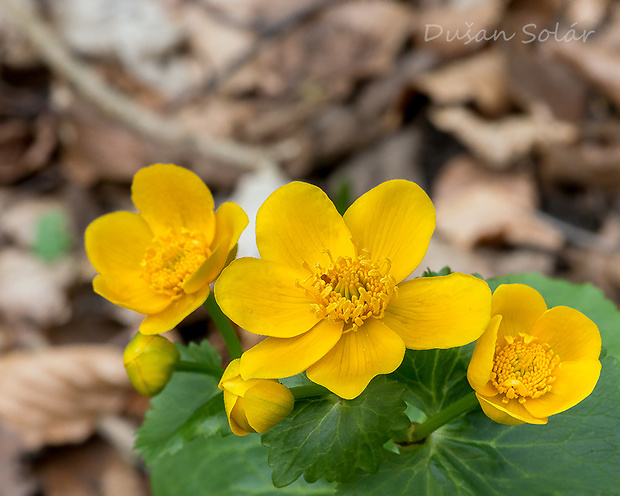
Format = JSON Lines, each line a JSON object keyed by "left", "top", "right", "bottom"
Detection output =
{"left": 239, "top": 320, "right": 343, "bottom": 380}
{"left": 244, "top": 381, "right": 295, "bottom": 433}
{"left": 215, "top": 258, "right": 320, "bottom": 338}
{"left": 306, "top": 319, "right": 406, "bottom": 400}
{"left": 476, "top": 393, "right": 547, "bottom": 425}
{"left": 93, "top": 274, "right": 171, "bottom": 314}
{"left": 225, "top": 392, "right": 251, "bottom": 436}
{"left": 530, "top": 306, "right": 602, "bottom": 362}
{"left": 382, "top": 273, "right": 491, "bottom": 349}
{"left": 183, "top": 202, "right": 248, "bottom": 294}
{"left": 212, "top": 201, "right": 249, "bottom": 252}
{"left": 139, "top": 283, "right": 211, "bottom": 335}
{"left": 343, "top": 180, "right": 435, "bottom": 283}
{"left": 219, "top": 358, "right": 241, "bottom": 389}
{"left": 523, "top": 360, "right": 601, "bottom": 419}
{"left": 85, "top": 211, "right": 152, "bottom": 274}
{"left": 491, "top": 284, "right": 547, "bottom": 341}
{"left": 467, "top": 315, "right": 502, "bottom": 394}
{"left": 131, "top": 164, "right": 216, "bottom": 241}
{"left": 255, "top": 182, "right": 355, "bottom": 271}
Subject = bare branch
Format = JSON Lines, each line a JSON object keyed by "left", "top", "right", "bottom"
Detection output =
{"left": 0, "top": 0, "right": 277, "bottom": 172}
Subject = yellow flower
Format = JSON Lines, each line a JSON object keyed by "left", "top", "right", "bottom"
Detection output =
{"left": 85, "top": 164, "right": 248, "bottom": 334}
{"left": 467, "top": 284, "right": 602, "bottom": 425}
{"left": 215, "top": 180, "right": 491, "bottom": 399}
{"left": 123, "top": 332, "right": 181, "bottom": 396}
{"left": 219, "top": 359, "right": 295, "bottom": 436}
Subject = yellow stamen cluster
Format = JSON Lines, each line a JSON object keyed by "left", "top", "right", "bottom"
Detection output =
{"left": 491, "top": 333, "right": 559, "bottom": 404}
{"left": 141, "top": 229, "right": 210, "bottom": 298}
{"left": 299, "top": 251, "right": 396, "bottom": 332}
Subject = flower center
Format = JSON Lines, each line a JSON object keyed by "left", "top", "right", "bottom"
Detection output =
{"left": 491, "top": 333, "right": 559, "bottom": 404}
{"left": 141, "top": 229, "right": 210, "bottom": 298}
{"left": 298, "top": 250, "right": 396, "bottom": 332}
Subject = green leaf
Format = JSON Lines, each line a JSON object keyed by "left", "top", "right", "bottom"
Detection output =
{"left": 135, "top": 341, "right": 228, "bottom": 465}
{"left": 151, "top": 433, "right": 335, "bottom": 496}
{"left": 34, "top": 209, "right": 73, "bottom": 262}
{"left": 422, "top": 266, "right": 452, "bottom": 278}
{"left": 262, "top": 376, "right": 410, "bottom": 486}
{"left": 339, "top": 357, "right": 620, "bottom": 495}
{"left": 390, "top": 346, "right": 473, "bottom": 417}
{"left": 331, "top": 177, "right": 352, "bottom": 216}
{"left": 182, "top": 339, "right": 222, "bottom": 364}
{"left": 488, "top": 272, "right": 620, "bottom": 359}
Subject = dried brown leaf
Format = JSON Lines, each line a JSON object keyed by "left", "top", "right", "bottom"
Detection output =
{"left": 415, "top": 48, "right": 511, "bottom": 116}
{"left": 0, "top": 249, "right": 76, "bottom": 326}
{"left": 433, "top": 156, "right": 564, "bottom": 251}
{"left": 414, "top": 0, "right": 505, "bottom": 57}
{"left": 429, "top": 106, "right": 577, "bottom": 168}
{"left": 541, "top": 142, "right": 620, "bottom": 190}
{"left": 0, "top": 424, "right": 36, "bottom": 496}
{"left": 248, "top": 0, "right": 412, "bottom": 99}
{"left": 59, "top": 111, "right": 151, "bottom": 187}
{"left": 551, "top": 42, "right": 620, "bottom": 111}
{"left": 36, "top": 437, "right": 147, "bottom": 496}
{"left": 0, "top": 345, "right": 131, "bottom": 449}
{"left": 0, "top": 116, "right": 56, "bottom": 184}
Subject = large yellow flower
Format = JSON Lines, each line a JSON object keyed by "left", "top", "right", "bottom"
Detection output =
{"left": 215, "top": 180, "right": 491, "bottom": 399}
{"left": 468, "top": 284, "right": 602, "bottom": 425}
{"left": 85, "top": 164, "right": 247, "bottom": 334}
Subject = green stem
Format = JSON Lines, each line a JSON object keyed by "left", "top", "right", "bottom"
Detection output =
{"left": 410, "top": 392, "right": 480, "bottom": 443}
{"left": 175, "top": 360, "right": 223, "bottom": 378}
{"left": 289, "top": 384, "right": 332, "bottom": 400}
{"left": 204, "top": 292, "right": 243, "bottom": 360}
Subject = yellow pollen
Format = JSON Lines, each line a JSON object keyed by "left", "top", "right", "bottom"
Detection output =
{"left": 141, "top": 229, "right": 210, "bottom": 298}
{"left": 491, "top": 333, "right": 559, "bottom": 404}
{"left": 298, "top": 250, "right": 396, "bottom": 332}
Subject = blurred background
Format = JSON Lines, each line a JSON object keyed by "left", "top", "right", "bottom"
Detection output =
{"left": 1, "top": 0, "right": 620, "bottom": 494}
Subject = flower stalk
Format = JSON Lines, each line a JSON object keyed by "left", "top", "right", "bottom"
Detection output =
{"left": 204, "top": 292, "right": 243, "bottom": 360}
{"left": 396, "top": 392, "right": 480, "bottom": 445}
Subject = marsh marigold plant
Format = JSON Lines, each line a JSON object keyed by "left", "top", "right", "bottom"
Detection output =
{"left": 85, "top": 163, "right": 247, "bottom": 334}
{"left": 467, "top": 283, "right": 602, "bottom": 425}
{"left": 219, "top": 359, "right": 295, "bottom": 436}
{"left": 215, "top": 180, "right": 492, "bottom": 399}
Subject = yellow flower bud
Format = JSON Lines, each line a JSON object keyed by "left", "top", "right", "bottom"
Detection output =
{"left": 123, "top": 332, "right": 181, "bottom": 397}
{"left": 218, "top": 359, "right": 294, "bottom": 436}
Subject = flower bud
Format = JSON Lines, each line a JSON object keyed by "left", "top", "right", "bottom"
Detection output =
{"left": 218, "top": 359, "right": 294, "bottom": 436}
{"left": 123, "top": 333, "right": 181, "bottom": 396}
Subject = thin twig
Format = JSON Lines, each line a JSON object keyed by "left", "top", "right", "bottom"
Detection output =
{"left": 0, "top": 0, "right": 276, "bottom": 171}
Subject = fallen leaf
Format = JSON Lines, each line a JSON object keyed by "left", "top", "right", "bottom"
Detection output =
{"left": 415, "top": 48, "right": 511, "bottom": 116}
{"left": 551, "top": 42, "right": 620, "bottom": 111}
{"left": 0, "top": 345, "right": 131, "bottom": 449}
{"left": 541, "top": 142, "right": 620, "bottom": 190}
{"left": 414, "top": 0, "right": 505, "bottom": 58}
{"left": 429, "top": 106, "right": 577, "bottom": 168}
{"left": 565, "top": 0, "right": 609, "bottom": 29}
{"left": 0, "top": 249, "right": 76, "bottom": 327}
{"left": 0, "top": 116, "right": 56, "bottom": 184}
{"left": 433, "top": 155, "right": 564, "bottom": 251}
{"left": 506, "top": 43, "right": 588, "bottom": 123}
{"left": 328, "top": 127, "right": 426, "bottom": 201}
{"left": 59, "top": 109, "right": 152, "bottom": 187}
{"left": 35, "top": 437, "right": 147, "bottom": 496}
{"left": 249, "top": 0, "right": 412, "bottom": 99}
{"left": 0, "top": 424, "right": 36, "bottom": 496}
